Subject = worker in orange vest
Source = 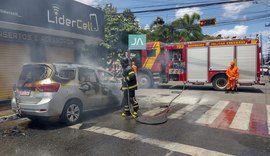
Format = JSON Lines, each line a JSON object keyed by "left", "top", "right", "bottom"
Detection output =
{"left": 226, "top": 60, "right": 239, "bottom": 94}
{"left": 131, "top": 61, "right": 138, "bottom": 75}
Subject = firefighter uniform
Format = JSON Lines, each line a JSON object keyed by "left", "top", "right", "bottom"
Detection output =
{"left": 226, "top": 60, "right": 239, "bottom": 93}
{"left": 121, "top": 58, "right": 139, "bottom": 117}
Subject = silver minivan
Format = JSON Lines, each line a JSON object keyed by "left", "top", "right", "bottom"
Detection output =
{"left": 11, "top": 63, "right": 122, "bottom": 125}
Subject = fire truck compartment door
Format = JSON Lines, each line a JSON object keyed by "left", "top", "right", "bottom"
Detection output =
{"left": 187, "top": 47, "right": 208, "bottom": 82}
{"left": 236, "top": 45, "right": 257, "bottom": 82}
{"left": 210, "top": 46, "right": 234, "bottom": 70}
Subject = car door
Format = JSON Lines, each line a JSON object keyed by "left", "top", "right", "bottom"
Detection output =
{"left": 78, "top": 68, "right": 102, "bottom": 111}
{"left": 96, "top": 70, "right": 122, "bottom": 105}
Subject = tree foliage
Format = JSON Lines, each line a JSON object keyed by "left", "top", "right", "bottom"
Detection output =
{"left": 84, "top": 6, "right": 206, "bottom": 67}
{"left": 144, "top": 13, "right": 204, "bottom": 42}
{"left": 82, "top": 5, "right": 135, "bottom": 67}
{"left": 171, "top": 13, "right": 203, "bottom": 41}
{"left": 97, "top": 5, "right": 141, "bottom": 67}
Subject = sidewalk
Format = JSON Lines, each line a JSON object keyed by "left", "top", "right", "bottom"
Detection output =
{"left": 0, "top": 102, "right": 17, "bottom": 123}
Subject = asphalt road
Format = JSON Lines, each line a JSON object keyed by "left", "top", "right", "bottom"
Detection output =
{"left": 0, "top": 77, "right": 270, "bottom": 156}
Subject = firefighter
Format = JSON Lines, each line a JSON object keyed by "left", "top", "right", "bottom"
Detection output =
{"left": 226, "top": 60, "right": 239, "bottom": 94}
{"left": 131, "top": 61, "right": 138, "bottom": 75}
{"left": 120, "top": 57, "right": 139, "bottom": 117}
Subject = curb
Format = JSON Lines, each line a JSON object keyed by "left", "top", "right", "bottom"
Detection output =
{"left": 0, "top": 114, "right": 20, "bottom": 124}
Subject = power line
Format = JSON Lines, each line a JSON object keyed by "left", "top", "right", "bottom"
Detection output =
{"left": 157, "top": 13, "right": 270, "bottom": 31}
{"left": 124, "top": 0, "right": 255, "bottom": 14}
{"left": 117, "top": 0, "right": 217, "bottom": 10}
{"left": 136, "top": 9, "right": 268, "bottom": 18}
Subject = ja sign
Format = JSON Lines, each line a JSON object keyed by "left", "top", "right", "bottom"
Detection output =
{"left": 128, "top": 34, "right": 146, "bottom": 50}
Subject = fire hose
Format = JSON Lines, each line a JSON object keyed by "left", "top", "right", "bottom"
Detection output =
{"left": 124, "top": 80, "right": 186, "bottom": 125}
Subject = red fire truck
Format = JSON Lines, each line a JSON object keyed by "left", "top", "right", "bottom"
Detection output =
{"left": 129, "top": 39, "right": 262, "bottom": 90}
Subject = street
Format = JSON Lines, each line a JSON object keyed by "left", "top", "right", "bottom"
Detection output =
{"left": 0, "top": 76, "right": 270, "bottom": 156}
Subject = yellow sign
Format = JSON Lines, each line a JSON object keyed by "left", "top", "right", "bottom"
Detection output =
{"left": 176, "top": 44, "right": 184, "bottom": 49}
{"left": 210, "top": 40, "right": 257, "bottom": 46}
{"left": 188, "top": 43, "right": 205, "bottom": 47}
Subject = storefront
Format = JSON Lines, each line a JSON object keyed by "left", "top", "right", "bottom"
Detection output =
{"left": 0, "top": 0, "right": 104, "bottom": 101}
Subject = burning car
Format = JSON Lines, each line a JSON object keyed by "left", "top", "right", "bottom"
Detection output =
{"left": 11, "top": 63, "right": 122, "bottom": 125}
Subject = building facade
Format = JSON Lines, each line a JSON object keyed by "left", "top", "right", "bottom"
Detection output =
{"left": 0, "top": 0, "right": 104, "bottom": 101}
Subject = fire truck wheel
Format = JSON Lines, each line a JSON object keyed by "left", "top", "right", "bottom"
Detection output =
{"left": 138, "top": 74, "right": 152, "bottom": 88}
{"left": 212, "top": 75, "right": 228, "bottom": 91}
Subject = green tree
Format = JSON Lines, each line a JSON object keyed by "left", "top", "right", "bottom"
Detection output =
{"left": 171, "top": 13, "right": 203, "bottom": 41}
{"left": 99, "top": 5, "right": 141, "bottom": 67}
{"left": 100, "top": 4, "right": 122, "bottom": 50}
{"left": 119, "top": 9, "right": 141, "bottom": 50}
{"left": 141, "top": 18, "right": 175, "bottom": 43}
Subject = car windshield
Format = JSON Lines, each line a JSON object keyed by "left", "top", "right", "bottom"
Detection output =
{"left": 18, "top": 65, "right": 49, "bottom": 83}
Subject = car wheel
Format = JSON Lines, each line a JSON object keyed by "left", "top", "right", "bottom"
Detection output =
{"left": 138, "top": 73, "right": 152, "bottom": 88}
{"left": 61, "top": 100, "right": 82, "bottom": 125}
{"left": 212, "top": 75, "right": 228, "bottom": 91}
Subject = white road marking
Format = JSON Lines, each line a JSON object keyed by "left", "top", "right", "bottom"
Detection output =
{"left": 70, "top": 125, "right": 232, "bottom": 156}
{"left": 143, "top": 107, "right": 167, "bottom": 116}
{"left": 196, "top": 101, "right": 229, "bottom": 125}
{"left": 69, "top": 123, "right": 82, "bottom": 129}
{"left": 168, "top": 104, "right": 199, "bottom": 119}
{"left": 229, "top": 103, "right": 253, "bottom": 130}
{"left": 266, "top": 105, "right": 270, "bottom": 135}
{"left": 165, "top": 151, "right": 173, "bottom": 156}
{"left": 174, "top": 96, "right": 200, "bottom": 105}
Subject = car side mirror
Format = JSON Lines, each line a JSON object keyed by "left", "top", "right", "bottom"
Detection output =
{"left": 79, "top": 83, "right": 91, "bottom": 92}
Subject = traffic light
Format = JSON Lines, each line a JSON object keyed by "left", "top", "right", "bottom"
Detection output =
{"left": 199, "top": 18, "right": 216, "bottom": 27}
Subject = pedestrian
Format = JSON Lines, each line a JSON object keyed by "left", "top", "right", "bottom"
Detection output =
{"left": 226, "top": 60, "right": 240, "bottom": 94}
{"left": 131, "top": 61, "right": 138, "bottom": 75}
{"left": 120, "top": 57, "right": 139, "bottom": 117}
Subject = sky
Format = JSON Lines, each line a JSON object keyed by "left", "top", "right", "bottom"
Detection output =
{"left": 74, "top": 0, "right": 270, "bottom": 55}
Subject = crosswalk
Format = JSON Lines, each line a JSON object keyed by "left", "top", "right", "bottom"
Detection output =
{"left": 196, "top": 101, "right": 229, "bottom": 125}
{"left": 142, "top": 101, "right": 270, "bottom": 137}
{"left": 69, "top": 124, "right": 233, "bottom": 156}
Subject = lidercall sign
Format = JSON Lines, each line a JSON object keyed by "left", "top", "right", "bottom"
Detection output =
{"left": 0, "top": 0, "right": 104, "bottom": 39}
{"left": 47, "top": 4, "right": 99, "bottom": 32}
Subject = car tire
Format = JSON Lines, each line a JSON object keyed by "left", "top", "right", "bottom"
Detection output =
{"left": 212, "top": 75, "right": 228, "bottom": 91}
{"left": 61, "top": 100, "right": 82, "bottom": 125}
{"left": 138, "top": 73, "right": 152, "bottom": 88}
